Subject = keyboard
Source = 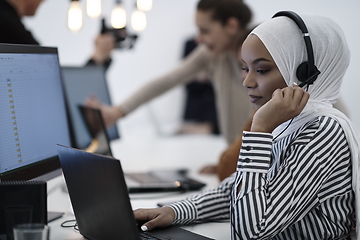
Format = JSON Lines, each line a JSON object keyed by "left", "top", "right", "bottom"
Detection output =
{"left": 137, "top": 226, "right": 214, "bottom": 240}
{"left": 127, "top": 172, "right": 171, "bottom": 184}
{"left": 140, "top": 231, "right": 169, "bottom": 240}
{"left": 125, "top": 172, "right": 181, "bottom": 189}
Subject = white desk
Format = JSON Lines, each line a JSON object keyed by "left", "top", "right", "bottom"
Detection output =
{"left": 47, "top": 135, "right": 231, "bottom": 240}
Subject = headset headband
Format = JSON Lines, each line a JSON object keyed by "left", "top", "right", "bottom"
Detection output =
{"left": 272, "top": 11, "right": 320, "bottom": 88}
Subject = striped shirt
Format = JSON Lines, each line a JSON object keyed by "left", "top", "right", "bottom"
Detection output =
{"left": 169, "top": 116, "right": 355, "bottom": 239}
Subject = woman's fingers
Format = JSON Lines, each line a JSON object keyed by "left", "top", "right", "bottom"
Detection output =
{"left": 281, "top": 84, "right": 310, "bottom": 112}
{"left": 254, "top": 84, "right": 309, "bottom": 132}
{"left": 133, "top": 207, "right": 175, "bottom": 231}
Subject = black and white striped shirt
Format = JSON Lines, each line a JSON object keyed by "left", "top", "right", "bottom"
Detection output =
{"left": 169, "top": 116, "right": 355, "bottom": 239}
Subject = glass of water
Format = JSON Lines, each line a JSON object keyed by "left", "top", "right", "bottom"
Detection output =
{"left": 13, "top": 223, "right": 49, "bottom": 240}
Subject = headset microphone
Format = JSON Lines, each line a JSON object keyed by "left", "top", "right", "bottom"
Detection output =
{"left": 297, "top": 70, "right": 321, "bottom": 88}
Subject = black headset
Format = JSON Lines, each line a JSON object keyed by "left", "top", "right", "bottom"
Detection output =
{"left": 272, "top": 11, "right": 321, "bottom": 89}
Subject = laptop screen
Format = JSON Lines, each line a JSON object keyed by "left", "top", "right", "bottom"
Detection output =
{"left": 0, "top": 44, "right": 71, "bottom": 178}
{"left": 78, "top": 105, "right": 113, "bottom": 156}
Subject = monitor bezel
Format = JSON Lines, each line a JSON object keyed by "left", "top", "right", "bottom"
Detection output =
{"left": 0, "top": 43, "right": 57, "bottom": 54}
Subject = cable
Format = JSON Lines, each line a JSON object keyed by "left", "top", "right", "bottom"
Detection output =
{"left": 61, "top": 219, "right": 78, "bottom": 231}
{"left": 272, "top": 83, "right": 308, "bottom": 142}
{"left": 272, "top": 118, "right": 294, "bottom": 142}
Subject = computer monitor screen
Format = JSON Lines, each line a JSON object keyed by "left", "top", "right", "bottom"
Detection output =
{"left": 61, "top": 66, "right": 120, "bottom": 150}
{"left": 0, "top": 43, "right": 71, "bottom": 181}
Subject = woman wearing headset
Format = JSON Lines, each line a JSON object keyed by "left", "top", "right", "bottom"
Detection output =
{"left": 133, "top": 12, "right": 360, "bottom": 239}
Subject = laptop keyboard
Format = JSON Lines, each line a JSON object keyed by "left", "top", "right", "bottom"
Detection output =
{"left": 139, "top": 231, "right": 171, "bottom": 240}
{"left": 126, "top": 173, "right": 177, "bottom": 187}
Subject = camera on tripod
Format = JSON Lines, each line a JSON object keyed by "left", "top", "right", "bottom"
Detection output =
{"left": 101, "top": 18, "right": 138, "bottom": 49}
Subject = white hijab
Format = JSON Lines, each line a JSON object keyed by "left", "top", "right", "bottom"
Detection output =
{"left": 251, "top": 14, "right": 360, "bottom": 238}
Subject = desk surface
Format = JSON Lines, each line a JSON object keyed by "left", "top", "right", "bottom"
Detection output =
{"left": 47, "top": 134, "right": 231, "bottom": 240}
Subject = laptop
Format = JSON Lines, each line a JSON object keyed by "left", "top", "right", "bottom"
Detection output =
{"left": 60, "top": 65, "right": 120, "bottom": 149}
{"left": 57, "top": 144, "right": 214, "bottom": 240}
{"left": 78, "top": 104, "right": 113, "bottom": 156}
{"left": 77, "top": 104, "right": 206, "bottom": 193}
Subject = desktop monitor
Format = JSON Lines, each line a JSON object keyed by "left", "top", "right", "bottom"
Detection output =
{"left": 0, "top": 43, "right": 71, "bottom": 182}
{"left": 60, "top": 65, "right": 120, "bottom": 150}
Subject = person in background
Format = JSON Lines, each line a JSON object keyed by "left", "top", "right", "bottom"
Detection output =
{"left": 177, "top": 37, "right": 219, "bottom": 135}
{"left": 133, "top": 12, "right": 360, "bottom": 239}
{"left": 86, "top": 0, "right": 255, "bottom": 147}
{"left": 0, "top": 0, "right": 115, "bottom": 68}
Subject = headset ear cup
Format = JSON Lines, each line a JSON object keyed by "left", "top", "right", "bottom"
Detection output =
{"left": 296, "top": 62, "right": 309, "bottom": 83}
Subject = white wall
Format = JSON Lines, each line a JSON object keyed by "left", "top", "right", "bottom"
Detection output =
{"left": 24, "top": 0, "right": 360, "bottom": 139}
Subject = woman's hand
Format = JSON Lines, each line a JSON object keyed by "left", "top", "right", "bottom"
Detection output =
{"left": 251, "top": 84, "right": 309, "bottom": 133}
{"left": 133, "top": 207, "right": 175, "bottom": 231}
{"left": 85, "top": 95, "right": 124, "bottom": 128}
{"left": 199, "top": 164, "right": 217, "bottom": 174}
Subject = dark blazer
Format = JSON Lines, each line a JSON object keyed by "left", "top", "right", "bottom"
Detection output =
{"left": 0, "top": 0, "right": 113, "bottom": 69}
{"left": 0, "top": 0, "right": 39, "bottom": 45}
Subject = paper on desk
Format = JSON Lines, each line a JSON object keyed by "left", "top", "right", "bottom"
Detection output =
{"left": 130, "top": 199, "right": 159, "bottom": 210}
